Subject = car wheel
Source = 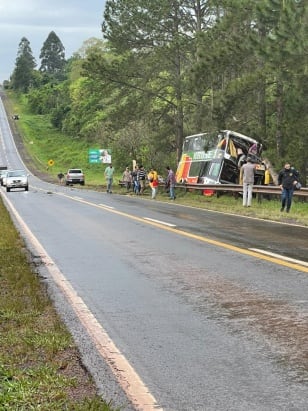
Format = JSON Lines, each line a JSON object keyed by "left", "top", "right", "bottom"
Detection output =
{"left": 81, "top": 181, "right": 85, "bottom": 185}
{"left": 6, "top": 187, "right": 10, "bottom": 192}
{"left": 25, "top": 186, "right": 29, "bottom": 191}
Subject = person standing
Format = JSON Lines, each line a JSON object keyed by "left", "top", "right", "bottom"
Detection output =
{"left": 137, "top": 165, "right": 146, "bottom": 195}
{"left": 278, "top": 162, "right": 299, "bottom": 213}
{"left": 240, "top": 158, "right": 256, "bottom": 207}
{"left": 148, "top": 167, "right": 159, "bottom": 199}
{"left": 131, "top": 165, "right": 140, "bottom": 194}
{"left": 57, "top": 172, "right": 64, "bottom": 185}
{"left": 122, "top": 166, "right": 132, "bottom": 192}
{"left": 104, "top": 163, "right": 115, "bottom": 193}
{"left": 166, "top": 166, "right": 176, "bottom": 200}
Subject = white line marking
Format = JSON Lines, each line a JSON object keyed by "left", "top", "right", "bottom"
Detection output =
{"left": 2, "top": 193, "right": 162, "bottom": 411}
{"left": 143, "top": 217, "right": 176, "bottom": 227}
{"left": 98, "top": 203, "right": 115, "bottom": 209}
{"left": 249, "top": 248, "right": 308, "bottom": 267}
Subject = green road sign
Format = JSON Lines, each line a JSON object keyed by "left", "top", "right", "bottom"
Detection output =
{"left": 88, "top": 149, "right": 100, "bottom": 163}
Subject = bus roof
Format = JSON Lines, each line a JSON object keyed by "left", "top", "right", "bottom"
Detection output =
{"left": 221, "top": 130, "right": 259, "bottom": 144}
{"left": 184, "top": 132, "right": 208, "bottom": 139}
{"left": 184, "top": 130, "right": 260, "bottom": 145}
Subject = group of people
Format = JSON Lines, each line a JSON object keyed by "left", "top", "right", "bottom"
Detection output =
{"left": 240, "top": 158, "right": 300, "bottom": 212}
{"left": 102, "top": 163, "right": 176, "bottom": 200}
{"left": 105, "top": 155, "right": 301, "bottom": 212}
{"left": 120, "top": 165, "right": 148, "bottom": 196}
{"left": 120, "top": 164, "right": 176, "bottom": 200}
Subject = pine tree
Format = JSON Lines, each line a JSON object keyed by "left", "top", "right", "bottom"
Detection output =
{"left": 254, "top": 0, "right": 308, "bottom": 170}
{"left": 39, "top": 31, "right": 66, "bottom": 78}
{"left": 11, "top": 37, "right": 36, "bottom": 92}
{"left": 95, "top": 0, "right": 217, "bottom": 160}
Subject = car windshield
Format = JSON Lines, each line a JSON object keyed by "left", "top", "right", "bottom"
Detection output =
{"left": 69, "top": 170, "right": 82, "bottom": 174}
{"left": 8, "top": 170, "right": 26, "bottom": 177}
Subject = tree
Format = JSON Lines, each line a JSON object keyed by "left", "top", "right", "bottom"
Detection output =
{"left": 39, "top": 31, "right": 66, "bottom": 78}
{"left": 10, "top": 1, "right": 307, "bottom": 181}
{"left": 11, "top": 37, "right": 36, "bottom": 92}
{"left": 253, "top": 0, "right": 308, "bottom": 175}
{"left": 99, "top": 0, "right": 218, "bottom": 162}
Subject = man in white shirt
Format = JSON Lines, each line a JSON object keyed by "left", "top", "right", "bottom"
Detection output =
{"left": 104, "top": 164, "right": 115, "bottom": 193}
{"left": 240, "top": 158, "right": 256, "bottom": 207}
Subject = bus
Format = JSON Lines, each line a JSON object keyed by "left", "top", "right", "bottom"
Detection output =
{"left": 176, "top": 130, "right": 265, "bottom": 186}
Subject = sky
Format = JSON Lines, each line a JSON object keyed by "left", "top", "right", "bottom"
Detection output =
{"left": 0, "top": 0, "right": 106, "bottom": 83}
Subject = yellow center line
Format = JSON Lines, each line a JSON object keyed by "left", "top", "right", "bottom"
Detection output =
{"left": 46, "top": 189, "right": 308, "bottom": 274}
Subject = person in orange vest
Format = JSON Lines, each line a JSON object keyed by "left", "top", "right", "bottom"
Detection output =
{"left": 148, "top": 167, "right": 159, "bottom": 199}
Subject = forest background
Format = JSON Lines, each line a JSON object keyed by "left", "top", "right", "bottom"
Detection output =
{"left": 3, "top": 0, "right": 308, "bottom": 184}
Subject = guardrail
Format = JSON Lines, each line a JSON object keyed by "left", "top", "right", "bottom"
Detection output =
{"left": 119, "top": 180, "right": 307, "bottom": 198}
{"left": 177, "top": 183, "right": 308, "bottom": 198}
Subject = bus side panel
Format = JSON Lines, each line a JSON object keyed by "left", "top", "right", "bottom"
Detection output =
{"left": 176, "top": 154, "right": 192, "bottom": 183}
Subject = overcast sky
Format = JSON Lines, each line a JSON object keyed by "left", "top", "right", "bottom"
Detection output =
{"left": 0, "top": 0, "right": 106, "bottom": 83}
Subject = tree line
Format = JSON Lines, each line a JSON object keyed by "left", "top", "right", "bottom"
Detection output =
{"left": 5, "top": 0, "right": 308, "bottom": 183}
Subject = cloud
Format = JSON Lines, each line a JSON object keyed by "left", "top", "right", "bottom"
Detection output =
{"left": 0, "top": 0, "right": 106, "bottom": 82}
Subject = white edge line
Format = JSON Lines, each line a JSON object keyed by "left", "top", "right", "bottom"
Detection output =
{"left": 143, "top": 217, "right": 176, "bottom": 227}
{"left": 249, "top": 248, "right": 308, "bottom": 267}
{"left": 2, "top": 192, "right": 162, "bottom": 411}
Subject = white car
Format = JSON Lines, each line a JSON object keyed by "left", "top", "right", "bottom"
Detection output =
{"left": 65, "top": 168, "right": 85, "bottom": 185}
{"left": 5, "top": 169, "right": 29, "bottom": 192}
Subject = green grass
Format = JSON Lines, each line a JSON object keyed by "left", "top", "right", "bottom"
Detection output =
{"left": 115, "top": 182, "right": 308, "bottom": 225}
{"left": 162, "top": 189, "right": 308, "bottom": 225}
{"left": 0, "top": 199, "right": 121, "bottom": 410}
{"left": 7, "top": 92, "right": 308, "bottom": 226}
{"left": 7, "top": 93, "right": 107, "bottom": 185}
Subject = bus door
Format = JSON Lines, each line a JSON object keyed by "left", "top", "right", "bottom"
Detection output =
{"left": 219, "top": 159, "right": 239, "bottom": 184}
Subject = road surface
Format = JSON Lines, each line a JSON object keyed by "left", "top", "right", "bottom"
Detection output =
{"left": 1, "top": 95, "right": 308, "bottom": 411}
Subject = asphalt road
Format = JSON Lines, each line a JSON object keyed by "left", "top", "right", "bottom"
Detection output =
{"left": 1, "top": 95, "right": 308, "bottom": 411}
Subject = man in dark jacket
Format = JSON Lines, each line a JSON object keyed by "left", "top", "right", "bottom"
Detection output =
{"left": 137, "top": 165, "right": 146, "bottom": 195}
{"left": 278, "top": 162, "right": 299, "bottom": 213}
{"left": 166, "top": 166, "right": 176, "bottom": 200}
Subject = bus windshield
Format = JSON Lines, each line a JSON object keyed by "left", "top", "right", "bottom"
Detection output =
{"left": 182, "top": 132, "right": 220, "bottom": 152}
{"left": 176, "top": 130, "right": 264, "bottom": 185}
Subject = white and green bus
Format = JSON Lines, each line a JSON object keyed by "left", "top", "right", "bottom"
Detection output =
{"left": 176, "top": 130, "right": 265, "bottom": 187}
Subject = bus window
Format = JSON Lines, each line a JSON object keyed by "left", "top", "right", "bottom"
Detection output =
{"left": 193, "top": 136, "right": 203, "bottom": 151}
{"left": 177, "top": 130, "right": 265, "bottom": 185}
{"left": 208, "top": 162, "right": 221, "bottom": 179}
{"left": 189, "top": 161, "right": 205, "bottom": 178}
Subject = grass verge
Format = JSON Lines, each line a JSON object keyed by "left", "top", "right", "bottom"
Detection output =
{"left": 117, "top": 186, "right": 308, "bottom": 226}
{"left": 5, "top": 92, "right": 307, "bottom": 227}
{"left": 0, "top": 197, "right": 119, "bottom": 410}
